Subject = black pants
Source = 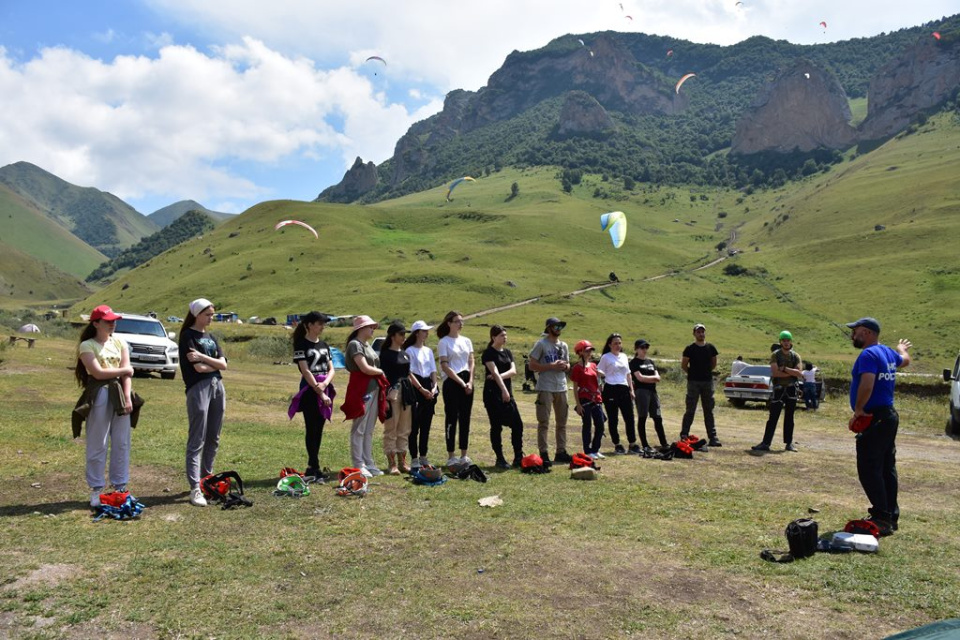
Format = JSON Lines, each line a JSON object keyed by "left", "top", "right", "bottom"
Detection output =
{"left": 680, "top": 379, "right": 717, "bottom": 440}
{"left": 603, "top": 384, "right": 636, "bottom": 445}
{"left": 580, "top": 400, "right": 606, "bottom": 454}
{"left": 409, "top": 374, "right": 436, "bottom": 459}
{"left": 635, "top": 387, "right": 668, "bottom": 448}
{"left": 761, "top": 384, "right": 798, "bottom": 445}
{"left": 442, "top": 371, "right": 473, "bottom": 452}
{"left": 856, "top": 406, "right": 900, "bottom": 524}
{"left": 484, "top": 388, "right": 524, "bottom": 459}
{"left": 300, "top": 386, "right": 326, "bottom": 470}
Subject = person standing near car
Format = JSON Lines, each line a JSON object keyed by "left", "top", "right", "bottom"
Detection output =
{"left": 529, "top": 317, "right": 572, "bottom": 465}
{"left": 679, "top": 323, "right": 721, "bottom": 446}
{"left": 846, "top": 317, "right": 911, "bottom": 536}
{"left": 802, "top": 362, "right": 820, "bottom": 410}
{"left": 597, "top": 333, "right": 637, "bottom": 454}
{"left": 752, "top": 330, "right": 803, "bottom": 452}
{"left": 290, "top": 311, "right": 334, "bottom": 481}
{"left": 75, "top": 305, "right": 135, "bottom": 508}
{"left": 180, "top": 298, "right": 228, "bottom": 507}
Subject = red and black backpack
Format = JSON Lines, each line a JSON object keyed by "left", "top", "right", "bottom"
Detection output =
{"left": 569, "top": 452, "right": 597, "bottom": 470}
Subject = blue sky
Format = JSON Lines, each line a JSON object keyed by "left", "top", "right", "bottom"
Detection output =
{"left": 0, "top": 0, "right": 954, "bottom": 215}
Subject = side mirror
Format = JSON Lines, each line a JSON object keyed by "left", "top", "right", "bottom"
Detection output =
{"left": 944, "top": 369, "right": 953, "bottom": 382}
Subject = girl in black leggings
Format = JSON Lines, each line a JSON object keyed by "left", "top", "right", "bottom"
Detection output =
{"left": 597, "top": 333, "right": 637, "bottom": 454}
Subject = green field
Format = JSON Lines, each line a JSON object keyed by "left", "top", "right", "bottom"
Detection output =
{"left": 0, "top": 330, "right": 957, "bottom": 638}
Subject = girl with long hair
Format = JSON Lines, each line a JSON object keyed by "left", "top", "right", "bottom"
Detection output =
{"left": 481, "top": 325, "right": 525, "bottom": 468}
{"left": 403, "top": 320, "right": 438, "bottom": 469}
{"left": 380, "top": 321, "right": 414, "bottom": 475}
{"left": 570, "top": 339, "right": 606, "bottom": 459}
{"left": 342, "top": 315, "right": 385, "bottom": 477}
{"left": 179, "top": 298, "right": 228, "bottom": 507}
{"left": 437, "top": 310, "right": 474, "bottom": 466}
{"left": 598, "top": 333, "right": 637, "bottom": 455}
{"left": 291, "top": 311, "right": 334, "bottom": 481}
{"left": 75, "top": 305, "right": 135, "bottom": 508}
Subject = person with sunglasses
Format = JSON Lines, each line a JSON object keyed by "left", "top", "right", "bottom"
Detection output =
{"left": 630, "top": 339, "right": 669, "bottom": 454}
{"left": 528, "top": 317, "right": 572, "bottom": 465}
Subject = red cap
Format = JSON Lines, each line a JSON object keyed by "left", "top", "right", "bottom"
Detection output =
{"left": 90, "top": 305, "right": 122, "bottom": 322}
{"left": 574, "top": 340, "right": 594, "bottom": 355}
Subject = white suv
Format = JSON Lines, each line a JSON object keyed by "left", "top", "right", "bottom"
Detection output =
{"left": 114, "top": 314, "right": 180, "bottom": 380}
{"left": 943, "top": 354, "right": 960, "bottom": 438}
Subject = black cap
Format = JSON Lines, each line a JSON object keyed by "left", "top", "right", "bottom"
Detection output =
{"left": 845, "top": 317, "right": 881, "bottom": 333}
{"left": 545, "top": 317, "right": 567, "bottom": 329}
{"left": 386, "top": 320, "right": 407, "bottom": 336}
{"left": 634, "top": 339, "right": 650, "bottom": 349}
{"left": 301, "top": 311, "right": 331, "bottom": 324}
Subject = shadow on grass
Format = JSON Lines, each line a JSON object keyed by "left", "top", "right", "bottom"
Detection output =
{"left": 0, "top": 491, "right": 191, "bottom": 517}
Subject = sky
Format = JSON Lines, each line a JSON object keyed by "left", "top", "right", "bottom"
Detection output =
{"left": 0, "top": 1, "right": 954, "bottom": 215}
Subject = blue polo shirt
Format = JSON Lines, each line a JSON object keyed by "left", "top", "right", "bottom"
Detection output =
{"left": 849, "top": 344, "right": 903, "bottom": 411}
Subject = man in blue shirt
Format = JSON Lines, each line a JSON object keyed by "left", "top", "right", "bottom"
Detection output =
{"left": 846, "top": 317, "right": 912, "bottom": 536}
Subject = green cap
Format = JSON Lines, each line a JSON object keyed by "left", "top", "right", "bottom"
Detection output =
{"left": 779, "top": 330, "right": 793, "bottom": 341}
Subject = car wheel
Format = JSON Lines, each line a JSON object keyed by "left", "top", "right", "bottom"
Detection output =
{"left": 947, "top": 410, "right": 960, "bottom": 440}
{"left": 729, "top": 398, "right": 745, "bottom": 408}
{"left": 161, "top": 371, "right": 177, "bottom": 380}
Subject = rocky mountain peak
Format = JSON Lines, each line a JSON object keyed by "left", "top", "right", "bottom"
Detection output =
{"left": 315, "top": 157, "right": 378, "bottom": 203}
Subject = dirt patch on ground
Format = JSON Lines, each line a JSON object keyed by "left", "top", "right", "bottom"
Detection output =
{"left": 2, "top": 563, "right": 81, "bottom": 592}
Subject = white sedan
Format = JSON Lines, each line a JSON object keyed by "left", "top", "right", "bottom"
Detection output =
{"left": 723, "top": 365, "right": 773, "bottom": 407}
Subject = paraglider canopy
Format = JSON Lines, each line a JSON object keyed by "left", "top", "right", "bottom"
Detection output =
{"left": 445, "top": 176, "right": 476, "bottom": 201}
{"left": 18, "top": 323, "right": 40, "bottom": 334}
{"left": 365, "top": 55, "right": 386, "bottom": 65}
{"left": 274, "top": 220, "right": 319, "bottom": 239}
{"left": 600, "top": 211, "right": 627, "bottom": 249}
{"left": 675, "top": 73, "right": 696, "bottom": 94}
{"left": 933, "top": 31, "right": 941, "bottom": 40}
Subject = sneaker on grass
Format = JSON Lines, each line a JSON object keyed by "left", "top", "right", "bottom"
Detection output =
{"left": 90, "top": 490, "right": 102, "bottom": 508}
{"left": 189, "top": 487, "right": 207, "bottom": 507}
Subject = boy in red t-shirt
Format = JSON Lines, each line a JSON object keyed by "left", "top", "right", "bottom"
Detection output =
{"left": 570, "top": 340, "right": 607, "bottom": 458}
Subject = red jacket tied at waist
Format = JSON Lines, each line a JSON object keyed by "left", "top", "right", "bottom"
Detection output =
{"left": 340, "top": 371, "right": 389, "bottom": 422}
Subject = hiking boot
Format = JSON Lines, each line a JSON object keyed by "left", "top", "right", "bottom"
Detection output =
{"left": 785, "top": 442, "right": 798, "bottom": 452}
{"left": 751, "top": 443, "right": 771, "bottom": 452}
{"left": 865, "top": 517, "right": 895, "bottom": 537}
{"left": 554, "top": 451, "right": 572, "bottom": 464}
{"left": 628, "top": 444, "right": 642, "bottom": 455}
{"left": 189, "top": 487, "right": 207, "bottom": 507}
{"left": 613, "top": 444, "right": 627, "bottom": 455}
{"left": 708, "top": 439, "right": 723, "bottom": 447}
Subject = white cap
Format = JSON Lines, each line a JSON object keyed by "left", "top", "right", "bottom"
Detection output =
{"left": 410, "top": 320, "right": 434, "bottom": 332}
{"left": 189, "top": 298, "right": 213, "bottom": 316}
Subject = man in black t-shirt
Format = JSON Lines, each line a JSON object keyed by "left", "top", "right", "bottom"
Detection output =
{"left": 679, "top": 323, "right": 721, "bottom": 446}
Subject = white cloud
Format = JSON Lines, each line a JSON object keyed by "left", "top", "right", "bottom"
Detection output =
{"left": 0, "top": 39, "right": 435, "bottom": 205}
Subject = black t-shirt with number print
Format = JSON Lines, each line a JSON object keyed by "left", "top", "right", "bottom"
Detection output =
{"left": 293, "top": 336, "right": 332, "bottom": 386}
{"left": 179, "top": 328, "right": 225, "bottom": 392}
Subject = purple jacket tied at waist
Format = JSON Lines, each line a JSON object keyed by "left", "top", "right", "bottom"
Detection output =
{"left": 288, "top": 374, "right": 336, "bottom": 421}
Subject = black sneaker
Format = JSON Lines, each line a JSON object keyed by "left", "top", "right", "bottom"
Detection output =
{"left": 512, "top": 455, "right": 524, "bottom": 468}
{"left": 613, "top": 444, "right": 627, "bottom": 455}
{"left": 495, "top": 458, "right": 511, "bottom": 470}
{"left": 554, "top": 451, "right": 573, "bottom": 464}
{"left": 539, "top": 451, "right": 552, "bottom": 465}
{"left": 628, "top": 444, "right": 642, "bottom": 455}
{"left": 865, "top": 517, "right": 894, "bottom": 537}
{"left": 751, "top": 443, "right": 770, "bottom": 452}
{"left": 785, "top": 442, "right": 798, "bottom": 452}
{"left": 708, "top": 439, "right": 723, "bottom": 447}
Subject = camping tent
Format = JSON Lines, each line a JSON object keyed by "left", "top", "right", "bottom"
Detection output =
{"left": 17, "top": 324, "right": 41, "bottom": 334}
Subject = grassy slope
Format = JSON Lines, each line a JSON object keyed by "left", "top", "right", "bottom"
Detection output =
{"left": 0, "top": 185, "right": 107, "bottom": 278}
{"left": 70, "top": 113, "right": 960, "bottom": 373}
{"left": 0, "top": 243, "right": 91, "bottom": 304}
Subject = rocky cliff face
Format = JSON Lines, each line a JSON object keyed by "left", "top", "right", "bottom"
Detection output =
{"left": 859, "top": 37, "right": 960, "bottom": 141}
{"left": 730, "top": 59, "right": 856, "bottom": 154}
{"left": 315, "top": 157, "right": 378, "bottom": 203}
{"left": 556, "top": 90, "right": 615, "bottom": 137}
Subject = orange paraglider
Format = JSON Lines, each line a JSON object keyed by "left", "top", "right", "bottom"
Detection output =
{"left": 675, "top": 73, "right": 696, "bottom": 94}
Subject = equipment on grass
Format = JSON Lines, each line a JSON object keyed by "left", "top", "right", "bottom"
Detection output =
{"left": 785, "top": 518, "right": 819, "bottom": 559}
{"left": 274, "top": 474, "right": 310, "bottom": 498}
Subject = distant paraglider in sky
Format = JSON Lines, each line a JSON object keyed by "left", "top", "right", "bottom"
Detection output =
{"left": 819, "top": 21, "right": 827, "bottom": 31}
{"left": 624, "top": 15, "right": 633, "bottom": 21}
{"left": 675, "top": 73, "right": 696, "bottom": 94}
{"left": 932, "top": 31, "right": 941, "bottom": 40}
{"left": 804, "top": 72, "right": 811, "bottom": 79}
{"left": 578, "top": 38, "right": 585, "bottom": 46}
{"left": 600, "top": 211, "right": 627, "bottom": 249}
{"left": 666, "top": 49, "right": 673, "bottom": 57}
{"left": 446, "top": 176, "right": 476, "bottom": 201}
{"left": 365, "top": 55, "right": 386, "bottom": 75}
{"left": 274, "top": 220, "right": 319, "bottom": 239}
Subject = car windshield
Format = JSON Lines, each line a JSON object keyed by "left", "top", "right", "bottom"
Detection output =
{"left": 737, "top": 365, "right": 770, "bottom": 377}
{"left": 115, "top": 318, "right": 167, "bottom": 338}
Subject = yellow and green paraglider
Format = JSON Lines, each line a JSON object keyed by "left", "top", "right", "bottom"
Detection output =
{"left": 600, "top": 211, "right": 627, "bottom": 248}
{"left": 445, "top": 176, "right": 475, "bottom": 201}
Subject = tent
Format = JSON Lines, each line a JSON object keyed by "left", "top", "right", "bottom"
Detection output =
{"left": 17, "top": 324, "right": 41, "bottom": 334}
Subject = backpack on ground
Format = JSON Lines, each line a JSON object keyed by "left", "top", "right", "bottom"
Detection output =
{"left": 520, "top": 453, "right": 550, "bottom": 474}
{"left": 410, "top": 465, "right": 446, "bottom": 486}
{"left": 93, "top": 491, "right": 146, "bottom": 521}
{"left": 274, "top": 474, "right": 310, "bottom": 498}
{"left": 450, "top": 463, "right": 488, "bottom": 483}
{"left": 785, "top": 518, "right": 819, "bottom": 559}
{"left": 336, "top": 468, "right": 370, "bottom": 496}
{"left": 569, "top": 452, "right": 597, "bottom": 470}
{"left": 202, "top": 471, "right": 253, "bottom": 509}
{"left": 669, "top": 440, "right": 694, "bottom": 459}
{"left": 681, "top": 434, "right": 708, "bottom": 451}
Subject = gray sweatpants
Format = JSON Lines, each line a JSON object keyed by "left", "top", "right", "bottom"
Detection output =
{"left": 350, "top": 389, "right": 380, "bottom": 469}
{"left": 85, "top": 386, "right": 131, "bottom": 490}
{"left": 185, "top": 377, "right": 226, "bottom": 489}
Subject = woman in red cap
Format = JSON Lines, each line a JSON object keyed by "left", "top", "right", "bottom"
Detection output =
{"left": 74, "top": 305, "right": 135, "bottom": 508}
{"left": 570, "top": 340, "right": 606, "bottom": 459}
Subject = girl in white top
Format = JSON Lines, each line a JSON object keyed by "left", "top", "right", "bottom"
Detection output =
{"left": 75, "top": 305, "right": 135, "bottom": 508}
{"left": 597, "top": 333, "right": 638, "bottom": 454}
{"left": 403, "top": 320, "right": 439, "bottom": 468}
{"left": 437, "top": 310, "right": 475, "bottom": 466}
{"left": 802, "top": 361, "right": 820, "bottom": 410}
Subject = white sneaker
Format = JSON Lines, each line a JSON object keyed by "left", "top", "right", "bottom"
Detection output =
{"left": 367, "top": 466, "right": 384, "bottom": 477}
{"left": 459, "top": 455, "right": 473, "bottom": 465}
{"left": 446, "top": 455, "right": 460, "bottom": 467}
{"left": 90, "top": 490, "right": 102, "bottom": 508}
{"left": 594, "top": 452, "right": 606, "bottom": 459}
{"left": 360, "top": 466, "right": 373, "bottom": 478}
{"left": 588, "top": 453, "right": 599, "bottom": 459}
{"left": 189, "top": 487, "right": 207, "bottom": 507}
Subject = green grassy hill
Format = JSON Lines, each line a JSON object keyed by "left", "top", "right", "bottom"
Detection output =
{"left": 70, "top": 113, "right": 960, "bottom": 373}
{"left": 0, "top": 184, "right": 107, "bottom": 278}
{"left": 0, "top": 242, "right": 92, "bottom": 303}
